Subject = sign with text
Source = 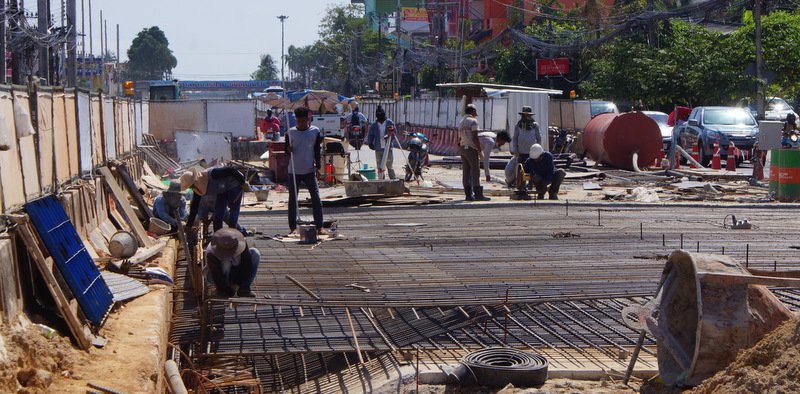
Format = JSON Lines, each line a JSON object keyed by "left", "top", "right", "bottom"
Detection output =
{"left": 536, "top": 58, "right": 569, "bottom": 77}
{"left": 401, "top": 7, "right": 428, "bottom": 22}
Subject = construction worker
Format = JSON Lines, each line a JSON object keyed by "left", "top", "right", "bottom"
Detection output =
{"left": 511, "top": 106, "right": 541, "bottom": 164}
{"left": 479, "top": 130, "right": 511, "bottom": 182}
{"left": 286, "top": 107, "right": 326, "bottom": 235}
{"left": 152, "top": 181, "right": 187, "bottom": 231}
{"left": 523, "top": 144, "right": 566, "bottom": 200}
{"left": 366, "top": 106, "right": 396, "bottom": 179}
{"left": 181, "top": 166, "right": 250, "bottom": 234}
{"left": 205, "top": 228, "right": 259, "bottom": 298}
{"left": 458, "top": 104, "right": 489, "bottom": 201}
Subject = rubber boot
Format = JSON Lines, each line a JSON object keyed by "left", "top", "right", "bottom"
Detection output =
{"left": 464, "top": 187, "right": 474, "bottom": 201}
{"left": 474, "top": 186, "right": 491, "bottom": 201}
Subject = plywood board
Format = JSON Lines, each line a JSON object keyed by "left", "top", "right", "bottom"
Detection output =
{"left": 148, "top": 101, "right": 205, "bottom": 140}
{"left": 36, "top": 92, "right": 54, "bottom": 190}
{"left": 53, "top": 92, "right": 71, "bottom": 183}
{"left": 98, "top": 167, "right": 154, "bottom": 247}
{"left": 174, "top": 130, "right": 232, "bottom": 162}
{"left": 65, "top": 92, "right": 79, "bottom": 178}
{"left": 90, "top": 96, "right": 103, "bottom": 167}
{"left": 0, "top": 237, "right": 23, "bottom": 323}
{"left": 207, "top": 100, "right": 256, "bottom": 138}
{"left": 77, "top": 92, "right": 92, "bottom": 174}
{"left": 0, "top": 91, "right": 24, "bottom": 209}
{"left": 18, "top": 135, "right": 40, "bottom": 199}
{"left": 141, "top": 101, "right": 149, "bottom": 136}
{"left": 103, "top": 98, "right": 116, "bottom": 160}
{"left": 134, "top": 102, "right": 143, "bottom": 146}
{"left": 123, "top": 101, "right": 133, "bottom": 154}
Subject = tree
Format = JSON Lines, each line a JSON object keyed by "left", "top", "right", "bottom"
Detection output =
{"left": 251, "top": 54, "right": 278, "bottom": 80}
{"left": 125, "top": 26, "right": 177, "bottom": 81}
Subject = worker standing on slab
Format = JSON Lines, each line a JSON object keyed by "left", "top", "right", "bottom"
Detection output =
{"left": 152, "top": 181, "right": 187, "bottom": 232}
{"left": 523, "top": 144, "right": 566, "bottom": 200}
{"left": 511, "top": 106, "right": 541, "bottom": 164}
{"left": 286, "top": 107, "right": 326, "bottom": 235}
{"left": 367, "top": 106, "right": 396, "bottom": 180}
{"left": 206, "top": 228, "right": 259, "bottom": 298}
{"left": 182, "top": 167, "right": 250, "bottom": 233}
{"left": 479, "top": 130, "right": 511, "bottom": 182}
{"left": 459, "top": 104, "right": 489, "bottom": 201}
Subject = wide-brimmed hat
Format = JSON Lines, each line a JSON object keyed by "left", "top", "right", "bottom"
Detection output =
{"left": 162, "top": 181, "right": 184, "bottom": 210}
{"left": 208, "top": 228, "right": 246, "bottom": 260}
{"left": 519, "top": 106, "right": 534, "bottom": 115}
{"left": 179, "top": 169, "right": 196, "bottom": 191}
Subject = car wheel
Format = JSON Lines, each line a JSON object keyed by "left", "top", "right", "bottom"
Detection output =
{"left": 698, "top": 141, "right": 710, "bottom": 167}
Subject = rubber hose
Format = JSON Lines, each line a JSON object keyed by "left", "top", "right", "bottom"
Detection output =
{"left": 460, "top": 347, "right": 548, "bottom": 387}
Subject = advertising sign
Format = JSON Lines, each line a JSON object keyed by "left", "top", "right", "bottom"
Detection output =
{"left": 536, "top": 58, "right": 569, "bottom": 77}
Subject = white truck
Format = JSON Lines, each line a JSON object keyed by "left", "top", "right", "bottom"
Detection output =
{"left": 311, "top": 114, "right": 346, "bottom": 138}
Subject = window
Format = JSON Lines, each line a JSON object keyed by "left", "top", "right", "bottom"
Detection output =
{"left": 702, "top": 109, "right": 756, "bottom": 126}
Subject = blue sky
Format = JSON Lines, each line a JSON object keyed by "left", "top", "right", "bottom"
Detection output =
{"left": 66, "top": 1, "right": 350, "bottom": 80}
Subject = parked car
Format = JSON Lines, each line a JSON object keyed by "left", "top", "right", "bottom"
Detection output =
{"left": 641, "top": 111, "right": 672, "bottom": 151}
{"left": 677, "top": 106, "right": 759, "bottom": 165}
{"left": 590, "top": 101, "right": 619, "bottom": 117}
{"left": 765, "top": 97, "right": 797, "bottom": 121}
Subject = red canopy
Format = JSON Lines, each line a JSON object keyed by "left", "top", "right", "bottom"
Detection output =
{"left": 668, "top": 106, "right": 692, "bottom": 126}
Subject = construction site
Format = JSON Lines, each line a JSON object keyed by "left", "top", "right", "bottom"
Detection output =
{"left": 0, "top": 75, "right": 799, "bottom": 394}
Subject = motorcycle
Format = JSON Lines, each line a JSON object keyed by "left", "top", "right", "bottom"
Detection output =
{"left": 347, "top": 125, "right": 365, "bottom": 150}
{"left": 782, "top": 127, "right": 799, "bottom": 149}
{"left": 552, "top": 127, "right": 575, "bottom": 154}
{"left": 403, "top": 131, "right": 430, "bottom": 182}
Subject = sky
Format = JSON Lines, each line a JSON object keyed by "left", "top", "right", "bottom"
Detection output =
{"left": 53, "top": 0, "right": 351, "bottom": 80}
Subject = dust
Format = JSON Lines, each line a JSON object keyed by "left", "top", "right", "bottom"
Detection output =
{"left": 691, "top": 315, "right": 800, "bottom": 394}
{"left": 0, "top": 326, "right": 80, "bottom": 393}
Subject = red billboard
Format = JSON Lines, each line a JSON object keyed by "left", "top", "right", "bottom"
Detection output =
{"left": 536, "top": 58, "right": 569, "bottom": 77}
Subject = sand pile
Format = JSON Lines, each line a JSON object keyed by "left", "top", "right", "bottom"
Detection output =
{"left": 692, "top": 315, "right": 800, "bottom": 393}
{"left": 0, "top": 326, "right": 79, "bottom": 393}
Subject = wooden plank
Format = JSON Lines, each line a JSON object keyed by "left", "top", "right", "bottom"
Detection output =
{"left": 0, "top": 237, "right": 23, "bottom": 323}
{"left": 111, "top": 162, "right": 152, "bottom": 222}
{"left": 53, "top": 92, "right": 71, "bottom": 184}
{"left": 65, "top": 92, "right": 80, "bottom": 179}
{"left": 14, "top": 220, "right": 92, "bottom": 350}
{"left": 36, "top": 91, "right": 55, "bottom": 190}
{"left": 98, "top": 167, "right": 154, "bottom": 247}
{"left": 91, "top": 97, "right": 104, "bottom": 167}
{"left": 0, "top": 91, "right": 23, "bottom": 209}
{"left": 18, "top": 135, "right": 41, "bottom": 199}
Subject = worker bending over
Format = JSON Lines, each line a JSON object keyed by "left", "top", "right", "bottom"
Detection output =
{"left": 206, "top": 228, "right": 259, "bottom": 298}
{"left": 522, "top": 144, "right": 566, "bottom": 200}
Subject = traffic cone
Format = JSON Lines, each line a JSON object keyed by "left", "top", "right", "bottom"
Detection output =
{"left": 711, "top": 142, "right": 721, "bottom": 170}
{"left": 726, "top": 141, "right": 736, "bottom": 171}
{"left": 674, "top": 150, "right": 681, "bottom": 169}
{"left": 690, "top": 141, "right": 700, "bottom": 168}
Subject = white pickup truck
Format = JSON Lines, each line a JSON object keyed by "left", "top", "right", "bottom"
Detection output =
{"left": 311, "top": 114, "right": 345, "bottom": 138}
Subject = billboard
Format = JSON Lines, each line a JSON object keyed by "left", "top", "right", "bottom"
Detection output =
{"left": 400, "top": 7, "right": 429, "bottom": 34}
{"left": 536, "top": 58, "right": 570, "bottom": 77}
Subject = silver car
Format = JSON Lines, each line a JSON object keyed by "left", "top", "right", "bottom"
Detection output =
{"left": 642, "top": 111, "right": 672, "bottom": 151}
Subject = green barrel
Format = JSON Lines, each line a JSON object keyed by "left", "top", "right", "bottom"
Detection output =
{"left": 769, "top": 149, "right": 780, "bottom": 198}
{"left": 778, "top": 150, "right": 800, "bottom": 202}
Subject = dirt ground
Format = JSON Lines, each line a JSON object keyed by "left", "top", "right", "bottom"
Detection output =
{"left": 691, "top": 315, "right": 800, "bottom": 394}
{"left": 377, "top": 377, "right": 691, "bottom": 394}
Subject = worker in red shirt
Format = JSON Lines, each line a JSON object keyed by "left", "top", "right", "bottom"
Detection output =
{"left": 260, "top": 109, "right": 281, "bottom": 141}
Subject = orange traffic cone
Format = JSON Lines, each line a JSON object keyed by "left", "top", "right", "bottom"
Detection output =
{"left": 690, "top": 141, "right": 700, "bottom": 169}
{"left": 726, "top": 141, "right": 736, "bottom": 171}
{"left": 711, "top": 142, "right": 721, "bottom": 170}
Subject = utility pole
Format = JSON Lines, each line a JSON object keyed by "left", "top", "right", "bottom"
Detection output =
{"left": 67, "top": 0, "right": 77, "bottom": 87}
{"left": 80, "top": 0, "right": 85, "bottom": 86}
{"left": 116, "top": 23, "right": 119, "bottom": 93}
{"left": 277, "top": 15, "right": 288, "bottom": 133}
{"left": 10, "top": 0, "right": 22, "bottom": 84}
{"left": 38, "top": 0, "right": 49, "bottom": 84}
{"left": 754, "top": 0, "right": 765, "bottom": 120}
{"left": 99, "top": 10, "right": 104, "bottom": 91}
{"left": 0, "top": 1, "right": 5, "bottom": 84}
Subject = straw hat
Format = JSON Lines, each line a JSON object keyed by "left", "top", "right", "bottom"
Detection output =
{"left": 162, "top": 181, "right": 184, "bottom": 210}
{"left": 179, "top": 169, "right": 196, "bottom": 191}
{"left": 208, "top": 228, "right": 246, "bottom": 260}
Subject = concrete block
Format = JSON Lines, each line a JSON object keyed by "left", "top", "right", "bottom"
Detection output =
{"left": 344, "top": 179, "right": 407, "bottom": 197}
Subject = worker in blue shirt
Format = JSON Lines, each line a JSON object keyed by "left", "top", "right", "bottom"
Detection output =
{"left": 152, "top": 181, "right": 187, "bottom": 231}
{"left": 522, "top": 144, "right": 566, "bottom": 200}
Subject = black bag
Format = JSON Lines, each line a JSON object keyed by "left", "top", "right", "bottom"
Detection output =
{"left": 350, "top": 113, "right": 361, "bottom": 126}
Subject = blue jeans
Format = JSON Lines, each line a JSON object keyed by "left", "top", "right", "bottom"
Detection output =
{"left": 213, "top": 187, "right": 243, "bottom": 232}
{"left": 287, "top": 172, "right": 323, "bottom": 231}
{"left": 196, "top": 194, "right": 246, "bottom": 234}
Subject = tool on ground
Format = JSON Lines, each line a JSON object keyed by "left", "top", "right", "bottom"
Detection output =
{"left": 346, "top": 283, "right": 370, "bottom": 292}
{"left": 724, "top": 214, "right": 752, "bottom": 229}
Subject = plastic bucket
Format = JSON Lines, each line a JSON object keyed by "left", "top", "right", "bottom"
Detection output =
{"left": 778, "top": 149, "right": 800, "bottom": 202}
{"left": 768, "top": 149, "right": 780, "bottom": 198}
{"left": 358, "top": 168, "right": 376, "bottom": 180}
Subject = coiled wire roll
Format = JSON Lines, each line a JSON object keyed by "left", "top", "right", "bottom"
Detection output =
{"left": 460, "top": 347, "right": 548, "bottom": 387}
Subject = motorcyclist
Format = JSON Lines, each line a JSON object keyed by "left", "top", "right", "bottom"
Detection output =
{"left": 348, "top": 106, "right": 368, "bottom": 130}
{"left": 782, "top": 113, "right": 798, "bottom": 148}
{"left": 347, "top": 106, "right": 368, "bottom": 150}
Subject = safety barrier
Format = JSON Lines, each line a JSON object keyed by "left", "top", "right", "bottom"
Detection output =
{"left": 398, "top": 124, "right": 461, "bottom": 157}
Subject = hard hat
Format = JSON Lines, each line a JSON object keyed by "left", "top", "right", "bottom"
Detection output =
{"left": 529, "top": 144, "right": 544, "bottom": 159}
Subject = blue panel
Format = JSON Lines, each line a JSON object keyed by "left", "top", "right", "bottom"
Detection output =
{"left": 25, "top": 195, "right": 113, "bottom": 326}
